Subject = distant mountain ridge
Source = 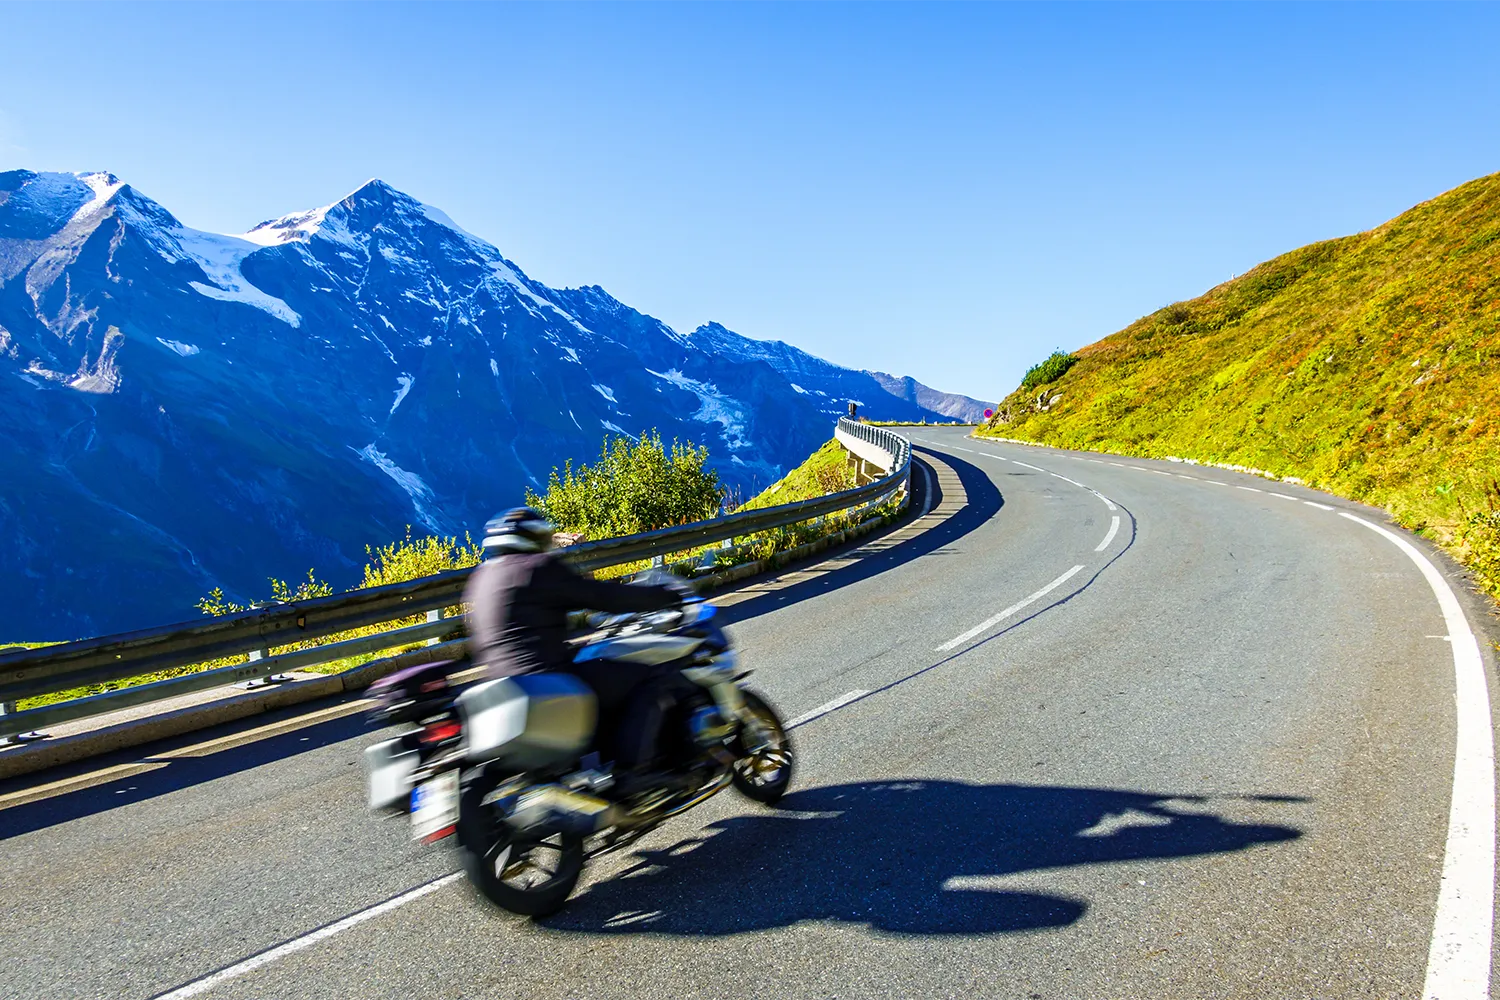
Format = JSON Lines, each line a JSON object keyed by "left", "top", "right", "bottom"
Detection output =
{"left": 864, "top": 371, "right": 992, "bottom": 422}
{"left": 0, "top": 169, "right": 967, "bottom": 637}
{"left": 688, "top": 323, "right": 991, "bottom": 422}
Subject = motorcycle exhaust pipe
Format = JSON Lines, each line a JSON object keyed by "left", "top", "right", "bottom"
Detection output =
{"left": 507, "top": 784, "right": 617, "bottom": 836}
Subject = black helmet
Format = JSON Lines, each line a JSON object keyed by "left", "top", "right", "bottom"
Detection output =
{"left": 483, "top": 507, "right": 556, "bottom": 555}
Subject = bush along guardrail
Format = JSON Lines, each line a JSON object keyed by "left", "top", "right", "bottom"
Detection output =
{"left": 0, "top": 419, "right": 910, "bottom": 741}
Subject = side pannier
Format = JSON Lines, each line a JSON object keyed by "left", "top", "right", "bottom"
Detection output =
{"left": 457, "top": 672, "right": 597, "bottom": 770}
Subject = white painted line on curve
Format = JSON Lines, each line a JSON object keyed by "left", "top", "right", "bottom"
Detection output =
{"left": 1095, "top": 516, "right": 1121, "bottom": 552}
{"left": 1175, "top": 474, "right": 1199, "bottom": 481}
{"left": 1268, "top": 492, "right": 1299, "bottom": 501}
{"left": 952, "top": 446, "right": 976, "bottom": 453}
{"left": 1109, "top": 462, "right": 1129, "bottom": 467}
{"left": 1235, "top": 486, "right": 1263, "bottom": 493}
{"left": 1092, "top": 492, "right": 1117, "bottom": 511}
{"left": 1202, "top": 480, "right": 1229, "bottom": 486}
{"left": 1051, "top": 474, "right": 1086, "bottom": 487}
{"left": 153, "top": 872, "right": 465, "bottom": 999}
{"left": 1013, "top": 461, "right": 1045, "bottom": 472}
{"left": 786, "top": 689, "right": 870, "bottom": 729}
{"left": 1338, "top": 512, "right": 1494, "bottom": 999}
{"left": 935, "top": 564, "right": 1086, "bottom": 652}
{"left": 1304, "top": 501, "right": 1335, "bottom": 511}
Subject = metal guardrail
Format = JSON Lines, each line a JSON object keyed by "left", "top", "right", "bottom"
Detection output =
{"left": 0, "top": 421, "right": 911, "bottom": 740}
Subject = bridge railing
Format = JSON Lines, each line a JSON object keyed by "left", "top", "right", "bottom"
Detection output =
{"left": 0, "top": 420, "right": 910, "bottom": 740}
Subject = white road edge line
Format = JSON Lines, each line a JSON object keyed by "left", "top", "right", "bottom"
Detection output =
{"left": 1339, "top": 512, "right": 1494, "bottom": 999}
{"left": 1092, "top": 491, "right": 1118, "bottom": 511}
{"left": 1304, "top": 500, "right": 1335, "bottom": 511}
{"left": 1095, "top": 516, "right": 1121, "bottom": 552}
{"left": 1014, "top": 461, "right": 1045, "bottom": 472}
{"left": 153, "top": 873, "right": 466, "bottom": 999}
{"left": 936, "top": 564, "right": 1086, "bottom": 652}
{"left": 786, "top": 689, "right": 870, "bottom": 729}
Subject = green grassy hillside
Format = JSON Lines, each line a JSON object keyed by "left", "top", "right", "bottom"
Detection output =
{"left": 978, "top": 171, "right": 1500, "bottom": 600}
{"left": 739, "top": 439, "right": 857, "bottom": 511}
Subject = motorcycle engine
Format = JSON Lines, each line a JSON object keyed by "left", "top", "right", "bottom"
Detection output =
{"left": 687, "top": 705, "right": 734, "bottom": 746}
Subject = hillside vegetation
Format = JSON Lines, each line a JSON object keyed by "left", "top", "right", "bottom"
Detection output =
{"left": 739, "top": 439, "right": 857, "bottom": 511}
{"left": 979, "top": 171, "right": 1500, "bottom": 601}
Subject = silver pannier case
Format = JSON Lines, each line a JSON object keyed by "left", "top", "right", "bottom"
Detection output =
{"left": 364, "top": 737, "right": 420, "bottom": 811}
{"left": 457, "top": 672, "right": 597, "bottom": 769}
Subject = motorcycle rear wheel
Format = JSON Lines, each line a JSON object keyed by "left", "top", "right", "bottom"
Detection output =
{"left": 730, "top": 690, "right": 794, "bottom": 806}
{"left": 457, "top": 778, "right": 584, "bottom": 917}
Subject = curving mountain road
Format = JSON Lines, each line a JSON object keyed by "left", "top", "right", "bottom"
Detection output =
{"left": 2, "top": 427, "right": 1495, "bottom": 1000}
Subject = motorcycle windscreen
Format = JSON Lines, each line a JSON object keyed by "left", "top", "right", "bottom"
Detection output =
{"left": 457, "top": 673, "right": 598, "bottom": 769}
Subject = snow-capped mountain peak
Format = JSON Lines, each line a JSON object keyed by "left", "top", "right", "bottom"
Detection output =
{"left": 0, "top": 168, "right": 974, "bottom": 638}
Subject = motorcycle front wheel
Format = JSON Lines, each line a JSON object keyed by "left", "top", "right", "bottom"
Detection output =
{"left": 456, "top": 778, "right": 584, "bottom": 917}
{"left": 730, "top": 689, "right": 794, "bottom": 806}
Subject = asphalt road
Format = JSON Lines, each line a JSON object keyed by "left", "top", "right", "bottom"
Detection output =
{"left": 3, "top": 427, "right": 1497, "bottom": 1000}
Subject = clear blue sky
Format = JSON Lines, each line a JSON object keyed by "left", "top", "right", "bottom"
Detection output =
{"left": 4, "top": 3, "right": 1499, "bottom": 401}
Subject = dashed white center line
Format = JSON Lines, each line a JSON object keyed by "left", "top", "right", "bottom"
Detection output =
{"left": 1095, "top": 515, "right": 1121, "bottom": 552}
{"left": 786, "top": 689, "right": 869, "bottom": 728}
{"left": 1304, "top": 500, "right": 1335, "bottom": 511}
{"left": 936, "top": 564, "right": 1086, "bottom": 652}
{"left": 1268, "top": 492, "right": 1299, "bottom": 501}
{"left": 1203, "top": 480, "right": 1229, "bottom": 486}
{"left": 1175, "top": 474, "right": 1199, "bottom": 481}
{"left": 1236, "top": 486, "right": 1263, "bottom": 493}
{"left": 1014, "top": 461, "right": 1045, "bottom": 472}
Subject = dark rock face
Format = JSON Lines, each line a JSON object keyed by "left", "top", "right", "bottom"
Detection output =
{"left": 0, "top": 171, "right": 959, "bottom": 638}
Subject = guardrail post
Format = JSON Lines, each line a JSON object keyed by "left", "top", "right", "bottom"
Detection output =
{"left": 425, "top": 608, "right": 443, "bottom": 647}
{"left": 0, "top": 645, "right": 46, "bottom": 745}
{"left": 241, "top": 604, "right": 290, "bottom": 688}
{"left": 240, "top": 643, "right": 290, "bottom": 688}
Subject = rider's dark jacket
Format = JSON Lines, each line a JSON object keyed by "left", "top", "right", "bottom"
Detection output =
{"left": 463, "top": 551, "right": 681, "bottom": 678}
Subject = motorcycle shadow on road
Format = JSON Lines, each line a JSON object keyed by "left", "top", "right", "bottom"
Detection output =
{"left": 716, "top": 450, "right": 1003, "bottom": 627}
{"left": 541, "top": 779, "right": 1302, "bottom": 936}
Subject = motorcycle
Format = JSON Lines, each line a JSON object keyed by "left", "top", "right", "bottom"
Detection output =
{"left": 362, "top": 594, "right": 793, "bottom": 916}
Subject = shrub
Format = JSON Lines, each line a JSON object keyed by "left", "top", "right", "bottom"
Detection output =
{"left": 526, "top": 429, "right": 726, "bottom": 538}
{"left": 361, "top": 528, "right": 482, "bottom": 588}
{"left": 1020, "top": 350, "right": 1077, "bottom": 391}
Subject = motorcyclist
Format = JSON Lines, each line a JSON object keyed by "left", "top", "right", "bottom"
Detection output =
{"left": 463, "top": 507, "right": 686, "bottom": 792}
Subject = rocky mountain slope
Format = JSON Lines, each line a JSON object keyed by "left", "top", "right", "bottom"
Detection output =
{"left": 0, "top": 170, "right": 960, "bottom": 638}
